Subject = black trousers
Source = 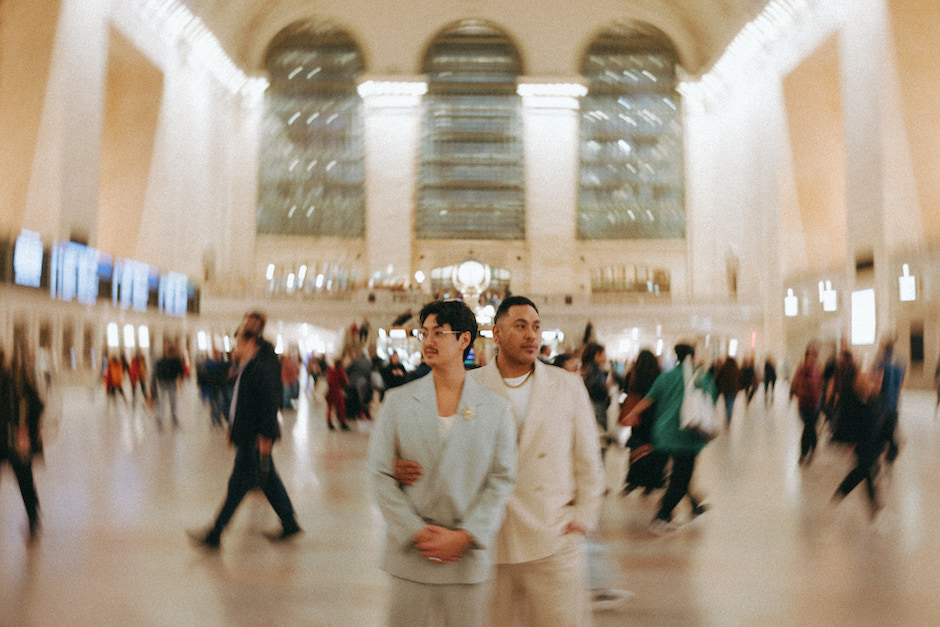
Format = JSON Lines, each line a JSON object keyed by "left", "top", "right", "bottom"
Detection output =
{"left": 799, "top": 406, "right": 819, "bottom": 460}
{"left": 2, "top": 457, "right": 40, "bottom": 528}
{"left": 836, "top": 439, "right": 885, "bottom": 503}
{"left": 211, "top": 444, "right": 297, "bottom": 537}
{"left": 657, "top": 453, "right": 700, "bottom": 521}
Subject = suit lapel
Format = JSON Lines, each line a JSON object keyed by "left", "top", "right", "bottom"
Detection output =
{"left": 517, "top": 360, "right": 548, "bottom": 457}
{"left": 478, "top": 360, "right": 543, "bottom": 457}
{"left": 408, "top": 377, "right": 445, "bottom": 472}
{"left": 435, "top": 375, "right": 480, "bottom": 475}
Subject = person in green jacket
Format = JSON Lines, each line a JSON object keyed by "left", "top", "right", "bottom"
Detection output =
{"left": 622, "top": 343, "right": 718, "bottom": 535}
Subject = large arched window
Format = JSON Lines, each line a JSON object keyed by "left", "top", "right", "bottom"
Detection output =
{"left": 416, "top": 21, "right": 524, "bottom": 240}
{"left": 257, "top": 23, "right": 365, "bottom": 237}
{"left": 578, "top": 24, "right": 684, "bottom": 239}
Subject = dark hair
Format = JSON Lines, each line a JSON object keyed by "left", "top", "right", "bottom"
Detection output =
{"left": 244, "top": 311, "right": 267, "bottom": 337}
{"left": 581, "top": 342, "right": 606, "bottom": 365}
{"left": 552, "top": 353, "right": 575, "bottom": 369}
{"left": 674, "top": 342, "right": 695, "bottom": 363}
{"left": 630, "top": 349, "right": 662, "bottom": 395}
{"left": 494, "top": 295, "right": 538, "bottom": 324}
{"left": 419, "top": 300, "right": 478, "bottom": 359}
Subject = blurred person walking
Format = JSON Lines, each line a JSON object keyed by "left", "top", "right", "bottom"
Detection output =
{"left": 0, "top": 349, "right": 45, "bottom": 541}
{"left": 832, "top": 356, "right": 887, "bottom": 518}
{"left": 740, "top": 356, "right": 758, "bottom": 407}
{"left": 618, "top": 349, "right": 665, "bottom": 495}
{"left": 935, "top": 359, "right": 940, "bottom": 414}
{"left": 581, "top": 342, "right": 613, "bottom": 458}
{"left": 325, "top": 359, "right": 350, "bottom": 431}
{"left": 346, "top": 350, "right": 374, "bottom": 421}
{"left": 874, "top": 341, "right": 904, "bottom": 463}
{"left": 829, "top": 349, "right": 861, "bottom": 444}
{"left": 622, "top": 343, "right": 717, "bottom": 535}
{"left": 763, "top": 357, "right": 777, "bottom": 405}
{"left": 129, "top": 351, "right": 148, "bottom": 406}
{"left": 281, "top": 351, "right": 300, "bottom": 410}
{"left": 105, "top": 354, "right": 128, "bottom": 406}
{"left": 715, "top": 357, "right": 740, "bottom": 424}
{"left": 202, "top": 349, "right": 230, "bottom": 428}
{"left": 154, "top": 343, "right": 184, "bottom": 429}
{"left": 791, "top": 344, "right": 823, "bottom": 464}
{"left": 379, "top": 352, "right": 407, "bottom": 400}
{"left": 189, "top": 311, "right": 301, "bottom": 549}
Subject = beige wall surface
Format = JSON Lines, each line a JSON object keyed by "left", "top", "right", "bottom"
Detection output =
{"left": 0, "top": 0, "right": 61, "bottom": 237}
{"left": 889, "top": 0, "right": 940, "bottom": 245}
{"left": 98, "top": 27, "right": 163, "bottom": 259}
{"left": 783, "top": 35, "right": 848, "bottom": 276}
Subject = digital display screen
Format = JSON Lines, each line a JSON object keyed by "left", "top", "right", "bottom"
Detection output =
{"left": 13, "top": 229, "right": 43, "bottom": 288}
{"left": 50, "top": 240, "right": 101, "bottom": 305}
{"left": 159, "top": 271, "right": 189, "bottom": 317}
{"left": 113, "top": 258, "right": 152, "bottom": 312}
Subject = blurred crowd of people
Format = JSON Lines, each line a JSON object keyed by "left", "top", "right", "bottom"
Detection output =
{"left": 2, "top": 298, "right": 930, "bottom": 627}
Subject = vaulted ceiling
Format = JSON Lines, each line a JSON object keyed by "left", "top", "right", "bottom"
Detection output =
{"left": 187, "top": 0, "right": 770, "bottom": 77}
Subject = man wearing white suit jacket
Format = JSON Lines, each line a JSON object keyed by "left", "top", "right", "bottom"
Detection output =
{"left": 397, "top": 295, "right": 605, "bottom": 625}
{"left": 368, "top": 299, "right": 516, "bottom": 627}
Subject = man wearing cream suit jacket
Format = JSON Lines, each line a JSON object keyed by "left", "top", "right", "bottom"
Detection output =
{"left": 397, "top": 295, "right": 605, "bottom": 625}
{"left": 369, "top": 299, "right": 516, "bottom": 627}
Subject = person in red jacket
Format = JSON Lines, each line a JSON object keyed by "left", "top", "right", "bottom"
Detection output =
{"left": 325, "top": 359, "right": 350, "bottom": 431}
{"left": 791, "top": 344, "right": 823, "bottom": 464}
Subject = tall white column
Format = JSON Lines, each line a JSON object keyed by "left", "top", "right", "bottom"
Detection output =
{"left": 518, "top": 82, "right": 585, "bottom": 295}
{"left": 359, "top": 79, "right": 426, "bottom": 286}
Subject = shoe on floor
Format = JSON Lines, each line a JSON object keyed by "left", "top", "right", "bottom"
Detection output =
{"left": 648, "top": 518, "right": 677, "bottom": 536}
{"left": 265, "top": 525, "right": 303, "bottom": 543}
{"left": 187, "top": 528, "right": 221, "bottom": 549}
{"left": 591, "top": 588, "right": 634, "bottom": 611}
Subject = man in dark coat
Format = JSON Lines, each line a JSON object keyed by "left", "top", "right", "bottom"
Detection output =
{"left": 189, "top": 311, "right": 301, "bottom": 548}
{"left": 0, "top": 349, "right": 44, "bottom": 541}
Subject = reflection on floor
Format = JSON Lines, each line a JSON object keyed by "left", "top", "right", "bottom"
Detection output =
{"left": 3, "top": 376, "right": 940, "bottom": 626}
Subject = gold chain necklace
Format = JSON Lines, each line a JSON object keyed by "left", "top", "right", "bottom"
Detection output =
{"left": 501, "top": 365, "right": 534, "bottom": 389}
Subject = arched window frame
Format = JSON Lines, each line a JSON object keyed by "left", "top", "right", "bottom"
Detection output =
{"left": 257, "top": 23, "right": 366, "bottom": 238}
{"left": 578, "top": 24, "right": 685, "bottom": 240}
{"left": 416, "top": 20, "right": 525, "bottom": 240}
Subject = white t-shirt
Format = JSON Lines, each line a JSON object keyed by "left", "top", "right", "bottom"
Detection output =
{"left": 438, "top": 413, "right": 457, "bottom": 439}
{"left": 502, "top": 371, "right": 534, "bottom": 432}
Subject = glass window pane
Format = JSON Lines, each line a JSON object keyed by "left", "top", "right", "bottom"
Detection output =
{"left": 417, "top": 21, "right": 525, "bottom": 240}
{"left": 258, "top": 24, "right": 365, "bottom": 237}
{"left": 578, "top": 24, "right": 684, "bottom": 240}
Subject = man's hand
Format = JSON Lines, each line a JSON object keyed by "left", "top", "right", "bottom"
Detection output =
{"left": 257, "top": 435, "right": 273, "bottom": 457}
{"left": 15, "top": 424, "right": 30, "bottom": 459}
{"left": 413, "top": 525, "right": 472, "bottom": 564}
{"left": 563, "top": 521, "right": 587, "bottom": 536}
{"left": 394, "top": 457, "right": 423, "bottom": 486}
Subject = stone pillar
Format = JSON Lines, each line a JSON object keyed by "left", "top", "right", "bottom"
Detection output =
{"left": 518, "top": 81, "right": 584, "bottom": 294}
{"left": 359, "top": 78, "right": 425, "bottom": 286}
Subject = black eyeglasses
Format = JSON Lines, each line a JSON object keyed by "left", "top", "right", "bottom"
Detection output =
{"left": 416, "top": 330, "right": 463, "bottom": 342}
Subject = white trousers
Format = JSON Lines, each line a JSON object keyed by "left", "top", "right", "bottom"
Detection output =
{"left": 491, "top": 534, "right": 591, "bottom": 626}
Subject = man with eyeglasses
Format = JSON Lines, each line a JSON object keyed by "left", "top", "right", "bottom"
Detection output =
{"left": 396, "top": 295, "right": 605, "bottom": 625}
{"left": 189, "top": 311, "right": 302, "bottom": 549}
{"left": 368, "top": 299, "right": 516, "bottom": 626}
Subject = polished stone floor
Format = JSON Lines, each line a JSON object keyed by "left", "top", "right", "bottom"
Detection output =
{"left": 2, "top": 374, "right": 940, "bottom": 626}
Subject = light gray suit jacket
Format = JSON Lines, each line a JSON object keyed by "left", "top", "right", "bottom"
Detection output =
{"left": 368, "top": 372, "right": 517, "bottom": 584}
